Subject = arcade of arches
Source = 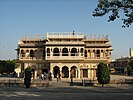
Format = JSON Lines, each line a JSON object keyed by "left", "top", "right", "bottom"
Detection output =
{"left": 23, "top": 63, "right": 97, "bottom": 79}
{"left": 51, "top": 65, "right": 96, "bottom": 79}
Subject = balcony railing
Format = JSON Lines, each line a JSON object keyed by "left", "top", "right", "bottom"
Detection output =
{"left": 47, "top": 32, "right": 84, "bottom": 38}
{"left": 86, "top": 43, "right": 111, "bottom": 47}
{"left": 19, "top": 53, "right": 110, "bottom": 60}
{"left": 19, "top": 56, "right": 44, "bottom": 60}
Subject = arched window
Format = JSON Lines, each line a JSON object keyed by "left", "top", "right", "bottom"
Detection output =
{"left": 101, "top": 50, "right": 104, "bottom": 57}
{"left": 80, "top": 48, "right": 83, "bottom": 53}
{"left": 30, "top": 50, "right": 34, "bottom": 58}
{"left": 96, "top": 50, "right": 100, "bottom": 57}
{"left": 53, "top": 48, "right": 59, "bottom": 56}
{"left": 25, "top": 50, "right": 29, "bottom": 58}
{"left": 71, "top": 48, "right": 77, "bottom": 56}
{"left": 47, "top": 48, "right": 50, "bottom": 56}
{"left": 85, "top": 50, "right": 87, "bottom": 57}
{"left": 21, "top": 50, "right": 25, "bottom": 58}
{"left": 62, "top": 48, "right": 68, "bottom": 56}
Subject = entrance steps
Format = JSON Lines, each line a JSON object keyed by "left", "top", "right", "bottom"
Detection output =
{"left": 49, "top": 79, "right": 70, "bottom": 87}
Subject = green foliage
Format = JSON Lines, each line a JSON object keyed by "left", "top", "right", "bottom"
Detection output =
{"left": 97, "top": 62, "right": 110, "bottom": 87}
{"left": 127, "top": 66, "right": 132, "bottom": 76}
{"left": 0, "top": 60, "right": 16, "bottom": 74}
{"left": 93, "top": 0, "right": 133, "bottom": 27}
{"left": 129, "top": 61, "right": 133, "bottom": 70}
{"left": 24, "top": 67, "right": 32, "bottom": 88}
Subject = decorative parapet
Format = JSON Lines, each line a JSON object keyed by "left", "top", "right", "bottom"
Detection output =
{"left": 47, "top": 32, "right": 84, "bottom": 39}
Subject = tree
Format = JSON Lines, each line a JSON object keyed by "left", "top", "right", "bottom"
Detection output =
{"left": 24, "top": 67, "right": 32, "bottom": 88}
{"left": 129, "top": 61, "right": 133, "bottom": 70}
{"left": 93, "top": 0, "right": 133, "bottom": 27}
{"left": 97, "top": 62, "right": 110, "bottom": 87}
{"left": 0, "top": 60, "right": 15, "bottom": 74}
{"left": 127, "top": 66, "right": 132, "bottom": 76}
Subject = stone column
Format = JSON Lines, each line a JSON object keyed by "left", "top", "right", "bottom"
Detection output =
{"left": 49, "top": 64, "right": 53, "bottom": 79}
{"left": 68, "top": 48, "right": 71, "bottom": 59}
{"left": 35, "top": 70, "right": 37, "bottom": 79}
{"left": 78, "top": 68, "right": 80, "bottom": 79}
{"left": 68, "top": 68, "right": 71, "bottom": 79}
{"left": 51, "top": 48, "right": 53, "bottom": 59}
{"left": 60, "top": 48, "right": 62, "bottom": 59}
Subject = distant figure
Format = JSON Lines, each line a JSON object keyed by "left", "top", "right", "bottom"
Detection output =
{"left": 44, "top": 72, "right": 47, "bottom": 80}
{"left": 70, "top": 74, "right": 73, "bottom": 84}
{"left": 59, "top": 73, "right": 61, "bottom": 81}
{"left": 45, "top": 73, "right": 49, "bottom": 87}
{"left": 49, "top": 72, "right": 52, "bottom": 81}
{"left": 41, "top": 74, "right": 44, "bottom": 80}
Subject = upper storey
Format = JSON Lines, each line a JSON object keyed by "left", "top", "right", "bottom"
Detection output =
{"left": 83, "top": 34, "right": 112, "bottom": 48}
{"left": 18, "top": 34, "right": 47, "bottom": 47}
{"left": 18, "top": 32, "right": 112, "bottom": 49}
{"left": 17, "top": 32, "right": 113, "bottom": 61}
{"left": 46, "top": 32, "right": 85, "bottom": 46}
{"left": 47, "top": 32, "right": 84, "bottom": 39}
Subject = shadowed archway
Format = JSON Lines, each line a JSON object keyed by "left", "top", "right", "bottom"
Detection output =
{"left": 62, "top": 66, "right": 69, "bottom": 78}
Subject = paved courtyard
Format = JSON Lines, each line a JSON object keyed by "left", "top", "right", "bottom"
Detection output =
{"left": 0, "top": 74, "right": 133, "bottom": 100}
{"left": 0, "top": 84, "right": 133, "bottom": 100}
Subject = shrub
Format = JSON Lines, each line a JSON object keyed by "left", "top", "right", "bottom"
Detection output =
{"left": 97, "top": 62, "right": 110, "bottom": 87}
{"left": 24, "top": 67, "right": 32, "bottom": 88}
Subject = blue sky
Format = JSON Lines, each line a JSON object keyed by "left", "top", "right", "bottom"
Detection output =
{"left": 0, "top": 0, "right": 133, "bottom": 60}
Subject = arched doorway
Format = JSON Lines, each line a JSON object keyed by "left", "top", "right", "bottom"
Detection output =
{"left": 71, "top": 66, "right": 78, "bottom": 78}
{"left": 71, "top": 48, "right": 77, "bottom": 56}
{"left": 53, "top": 66, "right": 60, "bottom": 78}
{"left": 62, "top": 66, "right": 69, "bottom": 78}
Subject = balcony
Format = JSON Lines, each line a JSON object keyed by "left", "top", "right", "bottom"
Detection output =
{"left": 19, "top": 53, "right": 111, "bottom": 61}
{"left": 19, "top": 56, "right": 45, "bottom": 61}
{"left": 18, "top": 43, "right": 44, "bottom": 47}
{"left": 46, "top": 53, "right": 84, "bottom": 60}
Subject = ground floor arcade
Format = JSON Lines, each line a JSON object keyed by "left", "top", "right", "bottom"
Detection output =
{"left": 18, "top": 62, "right": 97, "bottom": 80}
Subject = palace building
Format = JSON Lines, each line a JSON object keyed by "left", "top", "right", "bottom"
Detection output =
{"left": 16, "top": 32, "right": 113, "bottom": 79}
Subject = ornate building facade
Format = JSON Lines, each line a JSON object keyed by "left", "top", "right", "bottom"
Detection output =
{"left": 16, "top": 32, "right": 113, "bottom": 79}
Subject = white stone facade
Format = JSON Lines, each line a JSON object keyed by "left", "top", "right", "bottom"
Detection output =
{"left": 16, "top": 32, "right": 113, "bottom": 79}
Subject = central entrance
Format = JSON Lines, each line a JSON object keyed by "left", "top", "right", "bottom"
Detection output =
{"left": 62, "top": 66, "right": 69, "bottom": 78}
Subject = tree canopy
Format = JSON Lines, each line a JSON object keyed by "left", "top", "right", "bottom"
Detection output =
{"left": 93, "top": 0, "right": 133, "bottom": 27}
{"left": 0, "top": 60, "right": 17, "bottom": 74}
{"left": 129, "top": 61, "right": 133, "bottom": 70}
